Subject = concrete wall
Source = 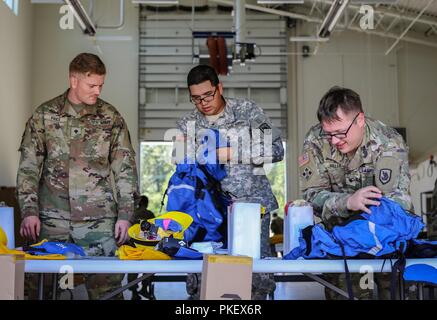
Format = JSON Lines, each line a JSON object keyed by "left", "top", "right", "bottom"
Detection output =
{"left": 410, "top": 152, "right": 437, "bottom": 222}
{"left": 397, "top": 43, "right": 437, "bottom": 164}
{"left": 295, "top": 28, "right": 399, "bottom": 151}
{"left": 0, "top": 0, "right": 34, "bottom": 186}
{"left": 31, "top": 0, "right": 139, "bottom": 153}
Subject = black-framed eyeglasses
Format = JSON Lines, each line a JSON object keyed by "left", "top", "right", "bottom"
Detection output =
{"left": 190, "top": 87, "right": 218, "bottom": 105}
{"left": 320, "top": 113, "right": 360, "bottom": 140}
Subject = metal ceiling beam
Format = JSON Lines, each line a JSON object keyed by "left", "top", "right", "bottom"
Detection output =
{"left": 320, "top": 0, "right": 437, "bottom": 29}
{"left": 210, "top": 0, "right": 321, "bottom": 22}
{"left": 385, "top": 0, "right": 435, "bottom": 54}
{"left": 211, "top": 0, "right": 437, "bottom": 48}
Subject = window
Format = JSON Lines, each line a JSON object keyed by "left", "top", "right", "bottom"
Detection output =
{"left": 139, "top": 142, "right": 175, "bottom": 214}
{"left": 2, "top": 0, "right": 19, "bottom": 15}
{"left": 265, "top": 142, "right": 287, "bottom": 217}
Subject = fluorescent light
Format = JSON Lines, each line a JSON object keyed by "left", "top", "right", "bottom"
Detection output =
{"left": 257, "top": 0, "right": 304, "bottom": 3}
{"left": 64, "top": 0, "right": 97, "bottom": 36}
{"left": 318, "top": 0, "right": 349, "bottom": 38}
{"left": 289, "top": 36, "right": 329, "bottom": 42}
{"left": 95, "top": 36, "right": 133, "bottom": 41}
{"left": 132, "top": 0, "right": 179, "bottom": 4}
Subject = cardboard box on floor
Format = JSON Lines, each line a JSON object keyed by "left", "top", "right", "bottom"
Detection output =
{"left": 200, "top": 254, "right": 252, "bottom": 300}
{"left": 0, "top": 254, "right": 25, "bottom": 300}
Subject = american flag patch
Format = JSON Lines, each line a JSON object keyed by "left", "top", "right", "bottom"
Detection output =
{"left": 298, "top": 153, "right": 309, "bottom": 167}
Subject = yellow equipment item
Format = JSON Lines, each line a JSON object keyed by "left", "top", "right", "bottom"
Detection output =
{"left": 128, "top": 211, "right": 194, "bottom": 248}
{"left": 116, "top": 245, "right": 171, "bottom": 260}
{"left": 0, "top": 226, "right": 7, "bottom": 246}
{"left": 149, "top": 211, "right": 193, "bottom": 240}
{"left": 0, "top": 241, "right": 66, "bottom": 260}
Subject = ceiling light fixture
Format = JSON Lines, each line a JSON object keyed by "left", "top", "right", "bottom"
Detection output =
{"left": 318, "top": 0, "right": 349, "bottom": 38}
{"left": 64, "top": 0, "right": 97, "bottom": 36}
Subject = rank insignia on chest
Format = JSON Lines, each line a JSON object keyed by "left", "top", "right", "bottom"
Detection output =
{"left": 379, "top": 169, "right": 392, "bottom": 185}
{"left": 301, "top": 167, "right": 313, "bottom": 180}
{"left": 71, "top": 127, "right": 82, "bottom": 137}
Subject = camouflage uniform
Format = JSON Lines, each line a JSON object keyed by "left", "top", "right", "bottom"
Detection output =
{"left": 177, "top": 97, "right": 284, "bottom": 300}
{"left": 299, "top": 117, "right": 413, "bottom": 300}
{"left": 17, "top": 90, "right": 138, "bottom": 300}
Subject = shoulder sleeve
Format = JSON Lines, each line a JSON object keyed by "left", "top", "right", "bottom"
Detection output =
{"left": 16, "top": 111, "right": 46, "bottom": 218}
{"left": 245, "top": 101, "right": 284, "bottom": 165}
{"left": 110, "top": 113, "right": 138, "bottom": 221}
{"left": 374, "top": 134, "right": 413, "bottom": 212}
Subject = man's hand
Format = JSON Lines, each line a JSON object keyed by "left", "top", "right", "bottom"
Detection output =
{"left": 346, "top": 186, "right": 382, "bottom": 214}
{"left": 217, "top": 147, "right": 233, "bottom": 163}
{"left": 115, "top": 220, "right": 131, "bottom": 246}
{"left": 20, "top": 216, "right": 41, "bottom": 242}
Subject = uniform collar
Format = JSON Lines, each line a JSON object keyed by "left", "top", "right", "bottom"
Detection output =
{"left": 347, "top": 120, "right": 373, "bottom": 170}
{"left": 60, "top": 89, "right": 98, "bottom": 118}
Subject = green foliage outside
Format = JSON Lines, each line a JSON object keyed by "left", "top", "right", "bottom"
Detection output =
{"left": 266, "top": 160, "right": 286, "bottom": 218}
{"left": 140, "top": 142, "right": 286, "bottom": 216}
{"left": 139, "top": 143, "right": 174, "bottom": 215}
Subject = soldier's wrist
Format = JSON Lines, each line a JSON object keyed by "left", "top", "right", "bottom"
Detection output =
{"left": 22, "top": 211, "right": 39, "bottom": 219}
{"left": 117, "top": 212, "right": 131, "bottom": 221}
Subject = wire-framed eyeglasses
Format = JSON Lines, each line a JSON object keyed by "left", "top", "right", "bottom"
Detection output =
{"left": 190, "top": 87, "right": 218, "bottom": 105}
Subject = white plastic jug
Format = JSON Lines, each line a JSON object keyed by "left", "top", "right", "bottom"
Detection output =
{"left": 228, "top": 201, "right": 261, "bottom": 259}
{"left": 284, "top": 200, "right": 314, "bottom": 255}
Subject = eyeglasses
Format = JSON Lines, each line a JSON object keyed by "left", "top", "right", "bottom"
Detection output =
{"left": 320, "top": 113, "right": 360, "bottom": 140}
{"left": 190, "top": 87, "right": 218, "bottom": 105}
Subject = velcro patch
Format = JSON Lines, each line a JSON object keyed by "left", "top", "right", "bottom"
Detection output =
{"left": 375, "top": 156, "right": 400, "bottom": 193}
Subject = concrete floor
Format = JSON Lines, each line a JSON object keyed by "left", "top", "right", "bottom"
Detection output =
{"left": 60, "top": 274, "right": 326, "bottom": 300}
{"left": 151, "top": 281, "right": 326, "bottom": 300}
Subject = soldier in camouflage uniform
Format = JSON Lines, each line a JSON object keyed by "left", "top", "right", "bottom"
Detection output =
{"left": 177, "top": 65, "right": 284, "bottom": 300}
{"left": 17, "top": 53, "right": 138, "bottom": 300}
{"left": 299, "top": 86, "right": 413, "bottom": 300}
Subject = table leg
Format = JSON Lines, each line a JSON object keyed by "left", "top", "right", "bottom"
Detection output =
{"left": 52, "top": 274, "right": 58, "bottom": 300}
{"left": 100, "top": 273, "right": 154, "bottom": 300}
{"left": 38, "top": 274, "right": 44, "bottom": 300}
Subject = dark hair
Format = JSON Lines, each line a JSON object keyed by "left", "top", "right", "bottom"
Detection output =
{"left": 69, "top": 53, "right": 106, "bottom": 75}
{"left": 139, "top": 195, "right": 149, "bottom": 208}
{"left": 317, "top": 86, "right": 363, "bottom": 122}
{"left": 187, "top": 64, "right": 219, "bottom": 87}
